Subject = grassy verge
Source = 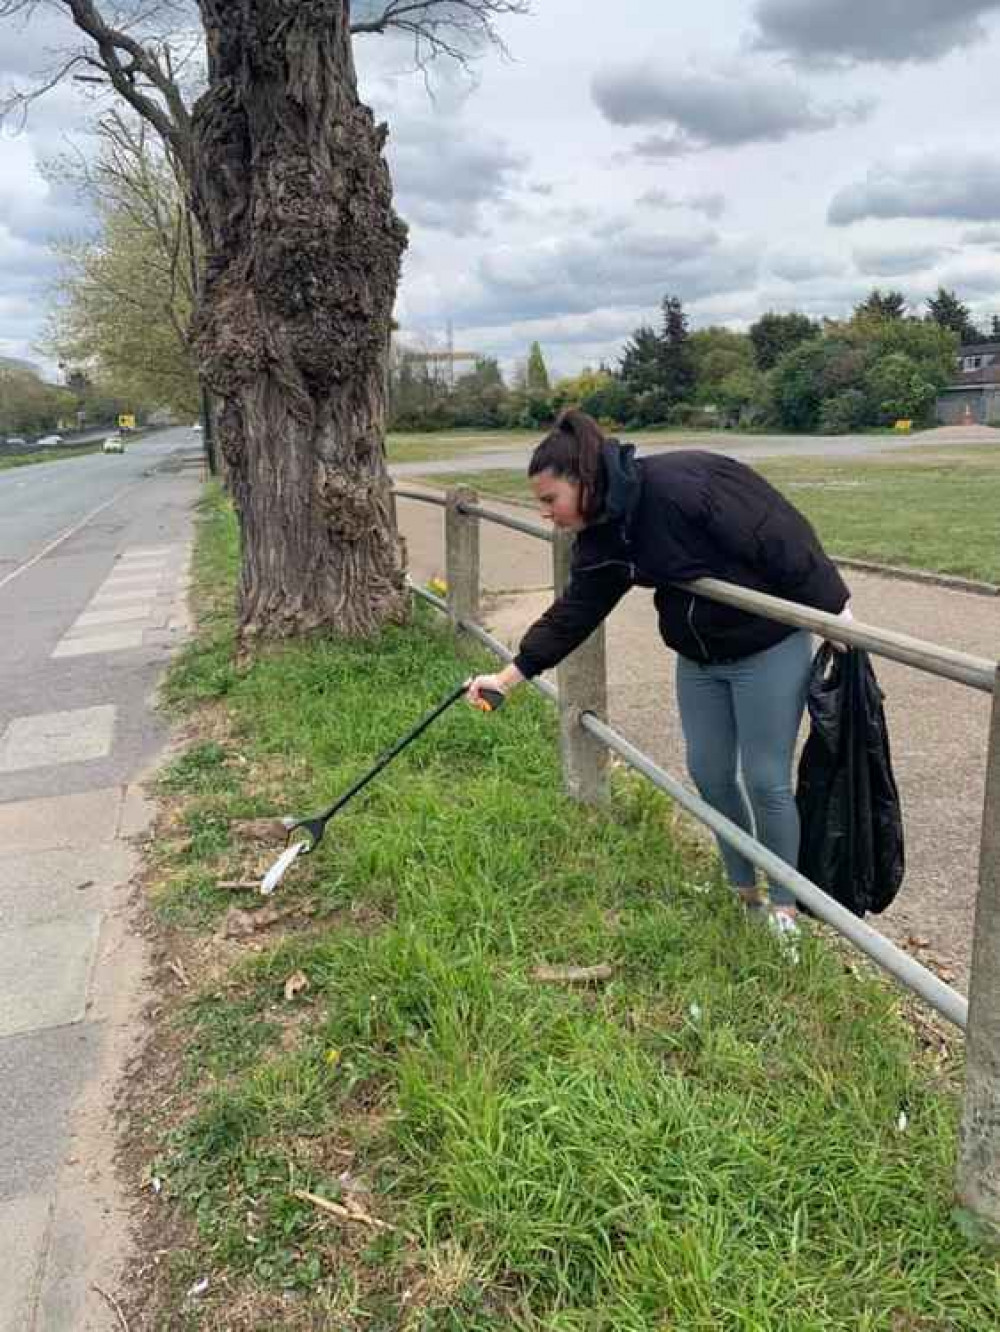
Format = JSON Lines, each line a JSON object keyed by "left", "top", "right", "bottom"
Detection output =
{"left": 0, "top": 442, "right": 102, "bottom": 470}
{"left": 414, "top": 453, "right": 1000, "bottom": 585}
{"left": 130, "top": 486, "right": 997, "bottom": 1330}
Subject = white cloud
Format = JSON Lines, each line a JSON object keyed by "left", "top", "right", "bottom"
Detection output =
{"left": 829, "top": 149, "right": 1000, "bottom": 224}
{"left": 751, "top": 0, "right": 1000, "bottom": 65}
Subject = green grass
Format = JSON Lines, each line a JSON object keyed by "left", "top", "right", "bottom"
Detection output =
{"left": 139, "top": 487, "right": 998, "bottom": 1329}
{"left": 0, "top": 442, "right": 102, "bottom": 470}
{"left": 416, "top": 452, "right": 1000, "bottom": 585}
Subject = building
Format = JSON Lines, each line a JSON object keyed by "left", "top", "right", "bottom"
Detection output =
{"left": 936, "top": 342, "right": 1000, "bottom": 425}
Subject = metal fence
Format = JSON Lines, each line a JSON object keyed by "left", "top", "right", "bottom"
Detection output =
{"left": 395, "top": 481, "right": 1000, "bottom": 1238}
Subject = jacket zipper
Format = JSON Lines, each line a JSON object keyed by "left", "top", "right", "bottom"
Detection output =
{"left": 688, "top": 595, "right": 710, "bottom": 662}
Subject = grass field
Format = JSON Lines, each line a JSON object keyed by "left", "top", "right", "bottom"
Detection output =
{"left": 411, "top": 448, "right": 1000, "bottom": 585}
{"left": 0, "top": 441, "right": 101, "bottom": 470}
{"left": 128, "top": 486, "right": 999, "bottom": 1330}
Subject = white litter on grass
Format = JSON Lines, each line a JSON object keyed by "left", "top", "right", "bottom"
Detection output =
{"left": 186, "top": 1277, "right": 210, "bottom": 1299}
{"left": 897, "top": 1110, "right": 909, "bottom": 1133}
{"left": 260, "top": 841, "right": 308, "bottom": 895}
{"left": 688, "top": 1002, "right": 703, "bottom": 1023}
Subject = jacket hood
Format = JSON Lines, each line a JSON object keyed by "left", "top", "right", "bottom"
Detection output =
{"left": 600, "top": 440, "right": 641, "bottom": 531}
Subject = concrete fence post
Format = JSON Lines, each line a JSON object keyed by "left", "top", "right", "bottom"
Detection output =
{"left": 957, "top": 663, "right": 1000, "bottom": 1239}
{"left": 552, "top": 530, "right": 609, "bottom": 804}
{"left": 444, "top": 486, "right": 480, "bottom": 626}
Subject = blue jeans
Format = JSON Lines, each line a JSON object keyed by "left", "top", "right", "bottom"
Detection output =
{"left": 675, "top": 631, "right": 813, "bottom": 908}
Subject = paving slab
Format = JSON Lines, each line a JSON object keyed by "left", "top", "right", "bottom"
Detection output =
{"left": 0, "top": 790, "right": 122, "bottom": 853}
{"left": 0, "top": 1192, "right": 52, "bottom": 1332}
{"left": 0, "top": 843, "right": 133, "bottom": 931}
{"left": 0, "top": 912, "right": 102, "bottom": 1038}
{"left": 0, "top": 705, "right": 116, "bottom": 773}
{"left": 0, "top": 1020, "right": 99, "bottom": 1202}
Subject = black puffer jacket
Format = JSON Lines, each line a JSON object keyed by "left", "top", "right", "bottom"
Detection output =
{"left": 513, "top": 443, "right": 850, "bottom": 678}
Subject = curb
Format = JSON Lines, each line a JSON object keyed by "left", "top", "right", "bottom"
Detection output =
{"left": 833, "top": 556, "right": 1000, "bottom": 599}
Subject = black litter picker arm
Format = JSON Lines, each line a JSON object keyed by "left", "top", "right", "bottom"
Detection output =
{"left": 259, "top": 681, "right": 504, "bottom": 895}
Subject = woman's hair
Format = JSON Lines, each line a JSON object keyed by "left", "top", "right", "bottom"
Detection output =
{"left": 527, "top": 409, "right": 609, "bottom": 523}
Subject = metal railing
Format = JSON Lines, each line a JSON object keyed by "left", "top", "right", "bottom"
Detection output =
{"left": 395, "top": 481, "right": 1000, "bottom": 1236}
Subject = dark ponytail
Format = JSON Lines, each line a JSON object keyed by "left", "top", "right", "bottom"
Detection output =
{"left": 527, "top": 409, "right": 609, "bottom": 523}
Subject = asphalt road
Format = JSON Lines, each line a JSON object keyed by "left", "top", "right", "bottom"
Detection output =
{"left": 0, "top": 428, "right": 203, "bottom": 582}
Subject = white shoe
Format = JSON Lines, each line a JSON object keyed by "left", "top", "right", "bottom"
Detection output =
{"left": 766, "top": 909, "right": 801, "bottom": 963}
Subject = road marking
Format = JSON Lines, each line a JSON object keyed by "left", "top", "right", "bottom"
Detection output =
{"left": 0, "top": 705, "right": 116, "bottom": 773}
{"left": 52, "top": 629, "right": 145, "bottom": 659}
{"left": 0, "top": 484, "right": 137, "bottom": 596}
{"left": 74, "top": 606, "right": 152, "bottom": 629}
{"left": 90, "top": 586, "right": 160, "bottom": 603}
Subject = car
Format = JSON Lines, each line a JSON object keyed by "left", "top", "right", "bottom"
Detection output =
{"left": 102, "top": 434, "right": 125, "bottom": 454}
{"left": 191, "top": 421, "right": 202, "bottom": 431}
{"left": 3, "top": 436, "right": 27, "bottom": 450}
{"left": 36, "top": 433, "right": 62, "bottom": 448}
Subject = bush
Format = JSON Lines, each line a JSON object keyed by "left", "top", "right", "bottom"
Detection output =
{"left": 819, "top": 389, "right": 869, "bottom": 434}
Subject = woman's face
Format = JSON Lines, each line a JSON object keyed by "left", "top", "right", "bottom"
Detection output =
{"left": 531, "top": 469, "right": 586, "bottom": 532}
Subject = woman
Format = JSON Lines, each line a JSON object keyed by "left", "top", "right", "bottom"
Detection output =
{"left": 467, "top": 409, "right": 852, "bottom": 947}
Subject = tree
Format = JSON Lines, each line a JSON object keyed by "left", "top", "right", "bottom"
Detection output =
{"left": 854, "top": 288, "right": 908, "bottom": 322}
{"left": 44, "top": 113, "right": 200, "bottom": 418}
{"left": 0, "top": 361, "right": 76, "bottom": 439}
{"left": 526, "top": 341, "right": 550, "bottom": 394}
{"left": 619, "top": 325, "right": 670, "bottom": 425}
{"left": 926, "top": 287, "right": 981, "bottom": 344}
{"left": 749, "top": 311, "right": 820, "bottom": 372}
{"left": 660, "top": 294, "right": 696, "bottom": 403}
{"left": 1, "top": 0, "right": 528, "bottom": 644}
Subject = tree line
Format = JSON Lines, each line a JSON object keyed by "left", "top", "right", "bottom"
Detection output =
{"left": 388, "top": 288, "right": 985, "bottom": 435}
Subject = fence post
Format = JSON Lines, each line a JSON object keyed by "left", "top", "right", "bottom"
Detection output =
{"left": 957, "top": 663, "right": 1000, "bottom": 1239}
{"left": 445, "top": 486, "right": 480, "bottom": 626}
{"left": 552, "top": 530, "right": 609, "bottom": 804}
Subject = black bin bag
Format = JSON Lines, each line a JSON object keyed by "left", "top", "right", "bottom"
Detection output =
{"left": 795, "top": 644, "right": 905, "bottom": 917}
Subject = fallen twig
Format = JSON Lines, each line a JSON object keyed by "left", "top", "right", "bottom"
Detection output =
{"left": 167, "top": 958, "right": 190, "bottom": 987}
{"left": 530, "top": 963, "right": 616, "bottom": 986}
{"left": 293, "top": 1187, "right": 395, "bottom": 1233}
{"left": 91, "top": 1283, "right": 129, "bottom": 1330}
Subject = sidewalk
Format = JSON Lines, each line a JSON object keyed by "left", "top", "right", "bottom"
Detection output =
{"left": 396, "top": 490, "right": 999, "bottom": 993}
{"left": 0, "top": 462, "right": 197, "bottom": 1330}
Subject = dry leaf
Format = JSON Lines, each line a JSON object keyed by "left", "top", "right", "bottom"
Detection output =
{"left": 284, "top": 970, "right": 309, "bottom": 1001}
{"left": 221, "top": 905, "right": 282, "bottom": 939}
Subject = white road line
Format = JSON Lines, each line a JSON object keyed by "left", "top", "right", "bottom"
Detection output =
{"left": 0, "top": 484, "right": 138, "bottom": 596}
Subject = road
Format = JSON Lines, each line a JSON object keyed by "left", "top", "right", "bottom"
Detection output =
{"left": 0, "top": 427, "right": 202, "bottom": 1330}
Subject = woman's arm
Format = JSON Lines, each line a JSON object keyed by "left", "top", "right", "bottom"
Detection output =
{"left": 467, "top": 561, "right": 632, "bottom": 703}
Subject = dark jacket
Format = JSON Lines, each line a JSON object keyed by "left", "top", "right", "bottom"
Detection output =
{"left": 513, "top": 444, "right": 850, "bottom": 678}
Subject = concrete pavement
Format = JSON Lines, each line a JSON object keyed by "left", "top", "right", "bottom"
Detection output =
{"left": 0, "top": 431, "right": 201, "bottom": 1330}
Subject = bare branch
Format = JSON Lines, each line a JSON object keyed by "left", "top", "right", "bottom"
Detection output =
{"left": 350, "top": 0, "right": 529, "bottom": 64}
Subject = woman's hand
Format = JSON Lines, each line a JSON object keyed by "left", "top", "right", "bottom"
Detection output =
{"left": 466, "top": 665, "right": 524, "bottom": 707}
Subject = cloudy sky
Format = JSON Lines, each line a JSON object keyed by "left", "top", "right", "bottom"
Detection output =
{"left": 3, "top": 0, "right": 1000, "bottom": 380}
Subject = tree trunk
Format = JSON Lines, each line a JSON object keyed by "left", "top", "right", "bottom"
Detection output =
{"left": 191, "top": 0, "right": 409, "bottom": 641}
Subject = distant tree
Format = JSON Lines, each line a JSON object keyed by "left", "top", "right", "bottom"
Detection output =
{"left": 864, "top": 353, "right": 937, "bottom": 426}
{"left": 449, "top": 357, "right": 506, "bottom": 427}
{"left": 660, "top": 294, "right": 697, "bottom": 403}
{"left": 770, "top": 337, "right": 864, "bottom": 432}
{"left": 0, "top": 364, "right": 76, "bottom": 439}
{"left": 854, "top": 288, "right": 908, "bottom": 321}
{"left": 526, "top": 342, "right": 550, "bottom": 394}
{"left": 749, "top": 311, "right": 820, "bottom": 372}
{"left": 926, "top": 287, "right": 981, "bottom": 344}
{"left": 688, "top": 326, "right": 754, "bottom": 403}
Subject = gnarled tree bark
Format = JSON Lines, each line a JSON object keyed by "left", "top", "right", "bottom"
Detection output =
{"left": 191, "top": 0, "right": 409, "bottom": 641}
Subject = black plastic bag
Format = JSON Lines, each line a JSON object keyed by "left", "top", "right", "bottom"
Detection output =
{"left": 796, "top": 644, "right": 905, "bottom": 916}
